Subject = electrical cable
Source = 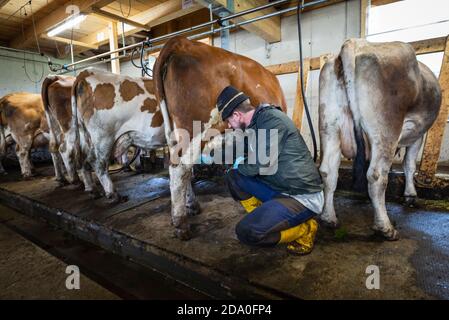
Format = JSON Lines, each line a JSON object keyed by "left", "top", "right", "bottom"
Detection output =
{"left": 22, "top": 1, "right": 44, "bottom": 84}
{"left": 119, "top": 0, "right": 132, "bottom": 18}
{"left": 29, "top": 1, "right": 41, "bottom": 54}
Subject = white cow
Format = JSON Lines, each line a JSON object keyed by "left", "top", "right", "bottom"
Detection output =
{"left": 319, "top": 39, "right": 441, "bottom": 240}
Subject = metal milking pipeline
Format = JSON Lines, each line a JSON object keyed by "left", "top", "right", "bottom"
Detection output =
{"left": 55, "top": 0, "right": 328, "bottom": 72}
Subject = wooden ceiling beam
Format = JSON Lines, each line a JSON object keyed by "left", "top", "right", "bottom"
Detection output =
{"left": 146, "top": 2, "right": 203, "bottom": 29}
{"left": 9, "top": 0, "right": 115, "bottom": 50}
{"left": 202, "top": 0, "right": 281, "bottom": 43}
{"left": 371, "top": 0, "right": 404, "bottom": 7}
{"left": 40, "top": 34, "right": 99, "bottom": 50}
{"left": 283, "top": 0, "right": 347, "bottom": 17}
{"left": 89, "top": 6, "right": 151, "bottom": 31}
{"left": 0, "top": 0, "right": 11, "bottom": 10}
{"left": 77, "top": 0, "right": 203, "bottom": 49}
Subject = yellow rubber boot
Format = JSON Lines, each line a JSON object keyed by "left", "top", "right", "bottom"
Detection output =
{"left": 287, "top": 219, "right": 318, "bottom": 255}
{"left": 278, "top": 222, "right": 309, "bottom": 243}
{"left": 239, "top": 196, "right": 262, "bottom": 213}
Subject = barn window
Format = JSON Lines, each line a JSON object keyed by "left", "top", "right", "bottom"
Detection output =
{"left": 365, "top": 0, "right": 448, "bottom": 77}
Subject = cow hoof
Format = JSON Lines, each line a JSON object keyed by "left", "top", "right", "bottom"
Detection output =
{"left": 88, "top": 190, "right": 103, "bottom": 200}
{"left": 319, "top": 218, "right": 339, "bottom": 229}
{"left": 404, "top": 196, "right": 417, "bottom": 207}
{"left": 174, "top": 226, "right": 192, "bottom": 241}
{"left": 372, "top": 227, "right": 400, "bottom": 241}
{"left": 55, "top": 179, "right": 69, "bottom": 188}
{"left": 65, "top": 182, "right": 83, "bottom": 191}
{"left": 22, "top": 174, "right": 35, "bottom": 180}
{"left": 106, "top": 193, "right": 128, "bottom": 204}
{"left": 186, "top": 202, "right": 201, "bottom": 216}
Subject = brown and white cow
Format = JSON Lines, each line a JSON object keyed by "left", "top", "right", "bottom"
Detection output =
{"left": 153, "top": 36, "right": 287, "bottom": 240}
{"left": 70, "top": 68, "right": 166, "bottom": 202}
{"left": 0, "top": 124, "right": 9, "bottom": 174}
{"left": 0, "top": 126, "right": 14, "bottom": 174}
{"left": 318, "top": 39, "right": 441, "bottom": 240}
{"left": 41, "top": 75, "right": 85, "bottom": 187}
{"left": 0, "top": 92, "right": 50, "bottom": 178}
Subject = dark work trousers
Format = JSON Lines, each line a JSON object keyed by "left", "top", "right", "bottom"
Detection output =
{"left": 225, "top": 169, "right": 315, "bottom": 246}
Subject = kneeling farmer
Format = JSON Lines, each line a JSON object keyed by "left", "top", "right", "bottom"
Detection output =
{"left": 216, "top": 86, "right": 324, "bottom": 255}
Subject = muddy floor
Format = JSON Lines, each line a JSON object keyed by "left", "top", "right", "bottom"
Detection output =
{"left": 0, "top": 165, "right": 448, "bottom": 299}
{"left": 0, "top": 213, "right": 119, "bottom": 299}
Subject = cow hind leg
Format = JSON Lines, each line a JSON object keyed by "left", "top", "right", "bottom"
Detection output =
{"left": 92, "top": 142, "right": 126, "bottom": 204}
{"left": 169, "top": 163, "right": 193, "bottom": 240}
{"left": 0, "top": 160, "right": 6, "bottom": 175}
{"left": 403, "top": 137, "right": 423, "bottom": 207}
{"left": 16, "top": 137, "right": 34, "bottom": 179}
{"left": 59, "top": 142, "right": 81, "bottom": 185}
{"left": 78, "top": 166, "right": 101, "bottom": 198}
{"left": 93, "top": 159, "right": 121, "bottom": 203}
{"left": 51, "top": 152, "right": 68, "bottom": 187}
{"left": 318, "top": 57, "right": 355, "bottom": 228}
{"left": 367, "top": 145, "right": 399, "bottom": 240}
{"left": 319, "top": 131, "right": 342, "bottom": 228}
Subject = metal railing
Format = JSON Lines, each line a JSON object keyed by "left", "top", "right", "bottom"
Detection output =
{"left": 56, "top": 0, "right": 328, "bottom": 72}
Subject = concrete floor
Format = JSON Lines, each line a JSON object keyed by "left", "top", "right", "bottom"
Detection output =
{"left": 0, "top": 165, "right": 448, "bottom": 299}
{"left": 0, "top": 220, "right": 119, "bottom": 299}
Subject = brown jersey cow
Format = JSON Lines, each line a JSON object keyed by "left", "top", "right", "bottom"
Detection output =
{"left": 42, "top": 75, "right": 80, "bottom": 186}
{"left": 41, "top": 75, "right": 97, "bottom": 193}
{"left": 153, "top": 37, "right": 287, "bottom": 240}
{"left": 0, "top": 92, "right": 49, "bottom": 178}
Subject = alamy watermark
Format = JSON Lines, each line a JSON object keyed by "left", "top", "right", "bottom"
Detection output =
{"left": 65, "top": 265, "right": 80, "bottom": 290}
{"left": 365, "top": 265, "right": 380, "bottom": 290}
{"left": 168, "top": 121, "right": 279, "bottom": 175}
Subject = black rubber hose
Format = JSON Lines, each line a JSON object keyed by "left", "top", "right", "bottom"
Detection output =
{"left": 109, "top": 148, "right": 142, "bottom": 174}
{"left": 140, "top": 42, "right": 153, "bottom": 78}
{"left": 131, "top": 46, "right": 143, "bottom": 69}
{"left": 297, "top": 2, "right": 318, "bottom": 162}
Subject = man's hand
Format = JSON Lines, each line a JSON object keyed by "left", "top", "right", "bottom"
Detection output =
{"left": 224, "top": 156, "right": 245, "bottom": 174}
{"left": 233, "top": 156, "right": 245, "bottom": 169}
{"left": 200, "top": 154, "right": 213, "bottom": 165}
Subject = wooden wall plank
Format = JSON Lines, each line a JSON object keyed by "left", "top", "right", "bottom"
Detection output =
{"left": 292, "top": 59, "right": 310, "bottom": 129}
{"left": 418, "top": 36, "right": 449, "bottom": 182}
{"left": 265, "top": 37, "right": 447, "bottom": 76}
{"left": 360, "top": 0, "right": 369, "bottom": 38}
{"left": 108, "top": 21, "right": 120, "bottom": 74}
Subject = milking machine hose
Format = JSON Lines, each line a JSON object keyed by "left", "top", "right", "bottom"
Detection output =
{"left": 297, "top": 1, "right": 318, "bottom": 162}
{"left": 109, "top": 147, "right": 142, "bottom": 174}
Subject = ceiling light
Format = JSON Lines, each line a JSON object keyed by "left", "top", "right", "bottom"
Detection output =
{"left": 47, "top": 14, "right": 87, "bottom": 37}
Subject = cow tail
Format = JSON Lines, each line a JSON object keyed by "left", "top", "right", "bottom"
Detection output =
{"left": 0, "top": 97, "right": 7, "bottom": 161}
{"left": 71, "top": 79, "right": 82, "bottom": 170}
{"left": 352, "top": 125, "right": 369, "bottom": 193}
{"left": 41, "top": 76, "right": 59, "bottom": 154}
{"left": 41, "top": 76, "right": 56, "bottom": 113}
{"left": 339, "top": 40, "right": 369, "bottom": 193}
{"left": 153, "top": 37, "right": 183, "bottom": 148}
